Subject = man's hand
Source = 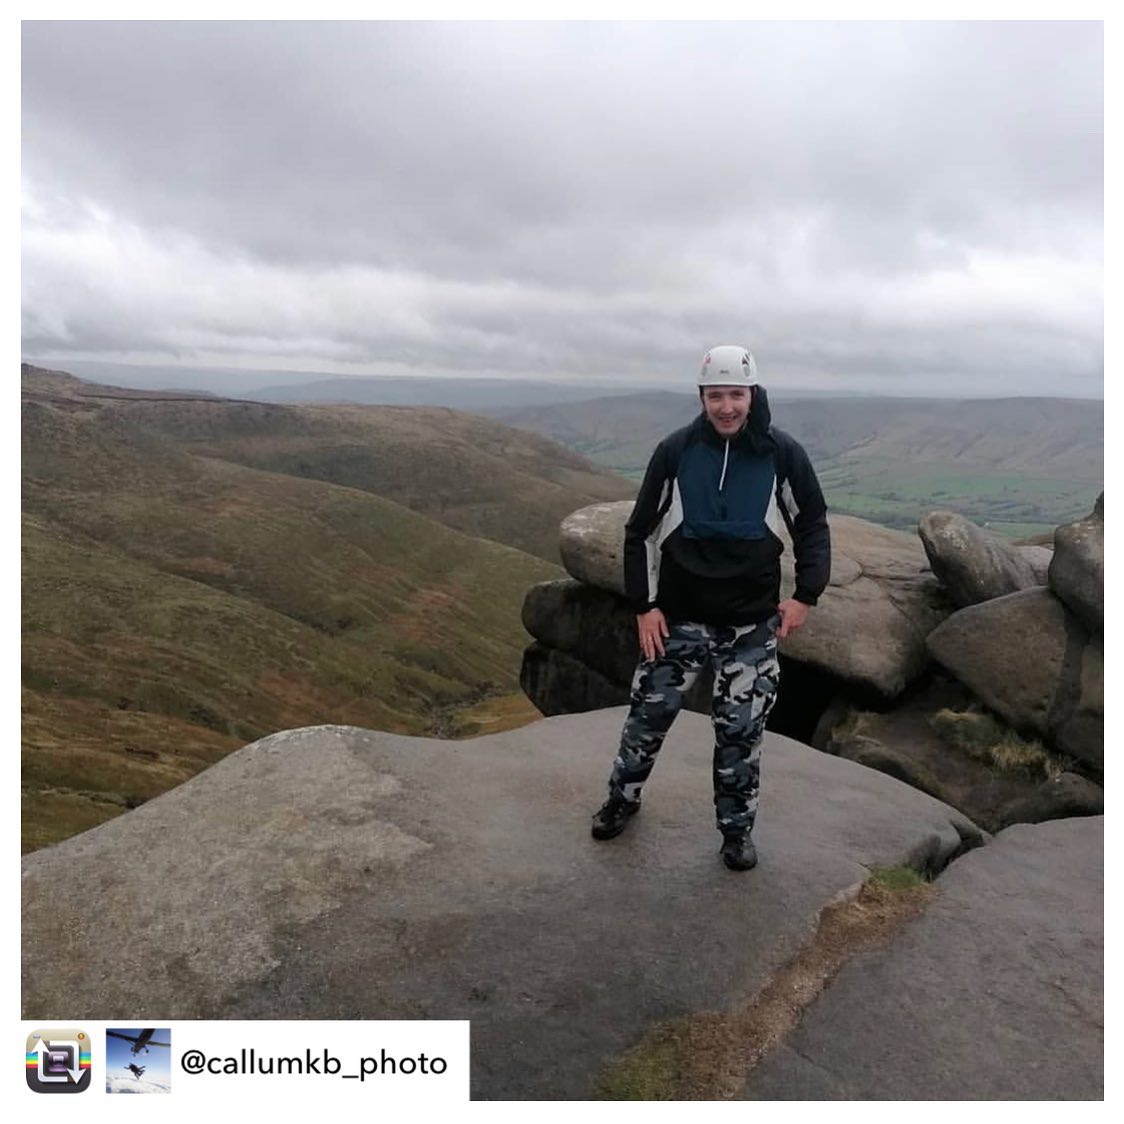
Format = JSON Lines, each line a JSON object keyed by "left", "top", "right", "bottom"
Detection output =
{"left": 637, "top": 608, "right": 670, "bottom": 662}
{"left": 776, "top": 599, "right": 811, "bottom": 639}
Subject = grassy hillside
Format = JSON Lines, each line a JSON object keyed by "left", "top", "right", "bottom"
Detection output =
{"left": 23, "top": 366, "right": 616, "bottom": 851}
{"left": 25, "top": 368, "right": 635, "bottom": 565}
{"left": 495, "top": 392, "right": 1103, "bottom": 537}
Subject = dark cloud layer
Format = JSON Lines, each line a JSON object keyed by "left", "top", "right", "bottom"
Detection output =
{"left": 21, "top": 21, "right": 1103, "bottom": 394}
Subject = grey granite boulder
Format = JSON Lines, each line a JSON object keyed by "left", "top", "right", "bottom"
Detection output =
{"left": 993, "top": 772, "right": 1104, "bottom": 830}
{"left": 774, "top": 514, "right": 951, "bottom": 698}
{"left": 519, "top": 640, "right": 630, "bottom": 715}
{"left": 1049, "top": 493, "right": 1103, "bottom": 633}
{"left": 926, "top": 587, "right": 1102, "bottom": 771}
{"left": 558, "top": 501, "right": 633, "bottom": 597}
{"left": 918, "top": 509, "right": 1039, "bottom": 606}
{"left": 553, "top": 503, "right": 952, "bottom": 701}
{"left": 520, "top": 583, "right": 712, "bottom": 717}
{"left": 742, "top": 816, "right": 1103, "bottom": 1100}
{"left": 822, "top": 676, "right": 1094, "bottom": 834}
{"left": 1017, "top": 544, "right": 1053, "bottom": 585}
{"left": 522, "top": 579, "right": 638, "bottom": 687}
{"left": 23, "top": 710, "right": 982, "bottom": 1098}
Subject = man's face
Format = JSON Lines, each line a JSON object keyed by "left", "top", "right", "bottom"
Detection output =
{"left": 701, "top": 385, "right": 751, "bottom": 437}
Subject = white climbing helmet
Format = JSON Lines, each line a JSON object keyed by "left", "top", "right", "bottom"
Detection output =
{"left": 698, "top": 344, "right": 758, "bottom": 387}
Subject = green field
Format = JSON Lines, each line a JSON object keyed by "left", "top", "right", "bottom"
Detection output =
{"left": 816, "top": 459, "right": 1098, "bottom": 539}
{"left": 499, "top": 391, "right": 1102, "bottom": 541}
{"left": 602, "top": 460, "right": 1093, "bottom": 540}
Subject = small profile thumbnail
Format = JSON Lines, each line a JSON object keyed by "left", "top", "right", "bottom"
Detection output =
{"left": 105, "top": 1027, "right": 172, "bottom": 1093}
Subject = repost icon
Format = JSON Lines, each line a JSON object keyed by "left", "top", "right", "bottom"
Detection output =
{"left": 26, "top": 1029, "right": 92, "bottom": 1093}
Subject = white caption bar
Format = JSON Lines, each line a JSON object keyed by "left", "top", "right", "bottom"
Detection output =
{"left": 21, "top": 1020, "right": 469, "bottom": 1113}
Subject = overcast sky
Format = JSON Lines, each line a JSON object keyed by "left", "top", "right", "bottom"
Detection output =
{"left": 21, "top": 21, "right": 1103, "bottom": 396}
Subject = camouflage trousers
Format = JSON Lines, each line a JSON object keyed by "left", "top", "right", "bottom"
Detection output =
{"left": 608, "top": 616, "right": 781, "bottom": 835}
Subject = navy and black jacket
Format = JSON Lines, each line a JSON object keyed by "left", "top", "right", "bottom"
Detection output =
{"left": 623, "top": 386, "right": 831, "bottom": 626}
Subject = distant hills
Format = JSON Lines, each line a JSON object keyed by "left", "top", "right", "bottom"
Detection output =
{"left": 21, "top": 357, "right": 874, "bottom": 409}
{"left": 492, "top": 392, "right": 1103, "bottom": 536}
{"left": 247, "top": 376, "right": 646, "bottom": 410}
{"left": 22, "top": 358, "right": 650, "bottom": 410}
{"left": 21, "top": 364, "right": 633, "bottom": 851}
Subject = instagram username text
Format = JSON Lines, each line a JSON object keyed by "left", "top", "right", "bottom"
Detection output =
{"left": 180, "top": 1047, "right": 448, "bottom": 1081}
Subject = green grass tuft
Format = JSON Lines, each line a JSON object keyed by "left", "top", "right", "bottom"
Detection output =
{"left": 930, "top": 707, "right": 1063, "bottom": 780}
{"left": 867, "top": 864, "right": 927, "bottom": 891}
{"left": 594, "top": 1035, "right": 680, "bottom": 1100}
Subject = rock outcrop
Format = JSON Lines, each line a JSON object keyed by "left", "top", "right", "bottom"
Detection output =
{"left": 774, "top": 514, "right": 951, "bottom": 698}
{"left": 822, "top": 675, "right": 1102, "bottom": 833}
{"left": 1017, "top": 544, "right": 1054, "bottom": 584}
{"left": 918, "top": 509, "right": 1040, "bottom": 606}
{"left": 520, "top": 635, "right": 635, "bottom": 715}
{"left": 526, "top": 503, "right": 953, "bottom": 715}
{"left": 522, "top": 578, "right": 638, "bottom": 695}
{"left": 521, "top": 579, "right": 706, "bottom": 714}
{"left": 1049, "top": 493, "right": 1103, "bottom": 633}
{"left": 24, "top": 711, "right": 983, "bottom": 1098}
{"left": 925, "top": 587, "right": 1102, "bottom": 772}
{"left": 526, "top": 499, "right": 1104, "bottom": 821}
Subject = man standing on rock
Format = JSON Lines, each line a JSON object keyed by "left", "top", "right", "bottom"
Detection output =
{"left": 591, "top": 345, "right": 830, "bottom": 870}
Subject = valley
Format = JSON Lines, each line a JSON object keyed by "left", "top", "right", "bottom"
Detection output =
{"left": 495, "top": 392, "right": 1103, "bottom": 538}
{"left": 21, "top": 365, "right": 631, "bottom": 850}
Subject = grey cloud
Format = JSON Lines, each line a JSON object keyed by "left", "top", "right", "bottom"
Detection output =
{"left": 23, "top": 23, "right": 1101, "bottom": 262}
{"left": 21, "top": 20, "right": 1103, "bottom": 393}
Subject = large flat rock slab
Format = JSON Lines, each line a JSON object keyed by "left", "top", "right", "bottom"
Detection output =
{"left": 742, "top": 816, "right": 1103, "bottom": 1100}
{"left": 23, "top": 710, "right": 980, "bottom": 1099}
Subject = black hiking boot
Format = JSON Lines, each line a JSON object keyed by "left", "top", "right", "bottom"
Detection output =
{"left": 720, "top": 832, "right": 758, "bottom": 871}
{"left": 591, "top": 797, "right": 640, "bottom": 840}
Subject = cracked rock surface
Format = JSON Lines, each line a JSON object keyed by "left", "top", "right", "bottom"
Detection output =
{"left": 742, "top": 815, "right": 1103, "bottom": 1100}
{"left": 23, "top": 707, "right": 979, "bottom": 1098}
